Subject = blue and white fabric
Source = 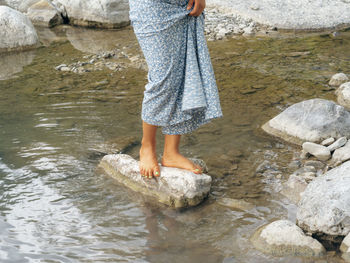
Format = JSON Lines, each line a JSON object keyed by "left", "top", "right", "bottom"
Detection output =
{"left": 129, "top": 0, "right": 223, "bottom": 134}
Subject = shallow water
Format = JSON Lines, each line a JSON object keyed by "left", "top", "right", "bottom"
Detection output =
{"left": 0, "top": 25, "right": 349, "bottom": 262}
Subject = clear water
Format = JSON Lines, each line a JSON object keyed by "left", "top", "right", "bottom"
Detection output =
{"left": 0, "top": 25, "right": 349, "bottom": 262}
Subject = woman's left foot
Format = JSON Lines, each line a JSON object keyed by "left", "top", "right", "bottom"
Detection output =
{"left": 161, "top": 152, "right": 202, "bottom": 174}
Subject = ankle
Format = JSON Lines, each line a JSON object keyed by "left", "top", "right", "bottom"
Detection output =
{"left": 162, "top": 150, "right": 180, "bottom": 158}
{"left": 141, "top": 138, "right": 156, "bottom": 148}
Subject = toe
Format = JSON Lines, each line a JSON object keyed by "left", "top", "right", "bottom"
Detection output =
{"left": 153, "top": 166, "right": 160, "bottom": 177}
{"left": 193, "top": 165, "right": 202, "bottom": 174}
{"left": 147, "top": 169, "right": 153, "bottom": 179}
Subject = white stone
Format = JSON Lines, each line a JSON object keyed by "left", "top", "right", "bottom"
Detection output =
{"left": 327, "top": 136, "right": 347, "bottom": 152}
{"left": 0, "top": 6, "right": 39, "bottom": 52}
{"left": 331, "top": 140, "right": 350, "bottom": 164}
{"left": 329, "top": 73, "right": 349, "bottom": 87}
{"left": 3, "top": 0, "right": 39, "bottom": 12}
{"left": 302, "top": 142, "right": 331, "bottom": 161}
{"left": 97, "top": 154, "right": 212, "bottom": 208}
{"left": 336, "top": 82, "right": 350, "bottom": 110}
{"left": 250, "top": 220, "right": 325, "bottom": 257}
{"left": 261, "top": 98, "right": 350, "bottom": 145}
{"left": 296, "top": 160, "right": 350, "bottom": 236}
{"left": 321, "top": 137, "right": 335, "bottom": 146}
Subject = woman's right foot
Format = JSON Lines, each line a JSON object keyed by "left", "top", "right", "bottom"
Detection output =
{"left": 161, "top": 152, "right": 202, "bottom": 174}
{"left": 139, "top": 142, "right": 160, "bottom": 179}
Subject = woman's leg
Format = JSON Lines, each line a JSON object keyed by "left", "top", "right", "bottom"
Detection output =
{"left": 161, "top": 134, "right": 202, "bottom": 174}
{"left": 139, "top": 121, "right": 160, "bottom": 178}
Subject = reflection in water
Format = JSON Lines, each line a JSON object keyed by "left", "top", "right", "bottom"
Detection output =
{"left": 0, "top": 51, "right": 36, "bottom": 80}
{"left": 0, "top": 25, "right": 349, "bottom": 262}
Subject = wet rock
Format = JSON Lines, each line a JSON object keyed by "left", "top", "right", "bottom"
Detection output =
{"left": 302, "top": 142, "right": 331, "bottom": 161}
{"left": 52, "top": 0, "right": 130, "bottom": 29}
{"left": 296, "top": 160, "right": 350, "bottom": 239}
{"left": 336, "top": 82, "right": 350, "bottom": 110}
{"left": 97, "top": 154, "right": 212, "bottom": 208}
{"left": 327, "top": 136, "right": 347, "bottom": 152}
{"left": 280, "top": 174, "right": 308, "bottom": 203}
{"left": 330, "top": 140, "right": 350, "bottom": 165}
{"left": 261, "top": 98, "right": 350, "bottom": 146}
{"left": 250, "top": 220, "right": 325, "bottom": 257}
{"left": 321, "top": 137, "right": 335, "bottom": 146}
{"left": 89, "top": 136, "right": 139, "bottom": 155}
{"left": 26, "top": 0, "right": 63, "bottom": 27}
{"left": 329, "top": 73, "right": 349, "bottom": 87}
{"left": 217, "top": 197, "right": 254, "bottom": 211}
{"left": 340, "top": 233, "right": 350, "bottom": 262}
{"left": 0, "top": 6, "right": 39, "bottom": 52}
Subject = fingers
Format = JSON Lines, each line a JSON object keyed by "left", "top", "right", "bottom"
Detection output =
{"left": 189, "top": 0, "right": 205, "bottom": 16}
{"left": 187, "top": 0, "right": 194, "bottom": 10}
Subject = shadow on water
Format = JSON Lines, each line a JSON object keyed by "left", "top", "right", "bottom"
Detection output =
{"left": 0, "top": 24, "right": 349, "bottom": 262}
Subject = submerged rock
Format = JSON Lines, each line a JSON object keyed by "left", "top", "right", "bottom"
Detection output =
{"left": 97, "top": 154, "right": 212, "bottom": 208}
{"left": 89, "top": 136, "right": 139, "bottom": 155}
{"left": 217, "top": 197, "right": 254, "bottom": 211}
{"left": 0, "top": 6, "right": 39, "bottom": 52}
{"left": 261, "top": 98, "right": 350, "bottom": 145}
{"left": 296, "top": 160, "right": 350, "bottom": 239}
{"left": 250, "top": 220, "right": 325, "bottom": 257}
{"left": 280, "top": 174, "right": 308, "bottom": 204}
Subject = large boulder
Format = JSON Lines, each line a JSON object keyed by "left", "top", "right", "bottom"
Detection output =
{"left": 206, "top": 0, "right": 350, "bottom": 30}
{"left": 262, "top": 98, "right": 350, "bottom": 145}
{"left": 97, "top": 154, "right": 212, "bottom": 208}
{"left": 250, "top": 220, "right": 325, "bottom": 257}
{"left": 51, "top": 0, "right": 129, "bottom": 29}
{"left": 296, "top": 160, "right": 350, "bottom": 240}
{"left": 0, "top": 6, "right": 39, "bottom": 52}
{"left": 26, "top": 0, "right": 63, "bottom": 27}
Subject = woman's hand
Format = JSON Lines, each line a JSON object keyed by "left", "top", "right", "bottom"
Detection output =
{"left": 187, "top": 0, "right": 206, "bottom": 16}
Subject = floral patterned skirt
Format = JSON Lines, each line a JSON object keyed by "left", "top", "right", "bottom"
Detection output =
{"left": 128, "top": 0, "right": 223, "bottom": 134}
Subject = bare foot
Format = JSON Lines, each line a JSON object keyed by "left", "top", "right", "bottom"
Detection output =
{"left": 161, "top": 152, "right": 202, "bottom": 174}
{"left": 139, "top": 143, "right": 160, "bottom": 179}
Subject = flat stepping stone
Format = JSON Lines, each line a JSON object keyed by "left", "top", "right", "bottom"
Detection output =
{"left": 97, "top": 154, "right": 212, "bottom": 208}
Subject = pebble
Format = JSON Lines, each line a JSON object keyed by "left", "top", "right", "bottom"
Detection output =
{"left": 302, "top": 142, "right": 331, "bottom": 161}
{"left": 321, "top": 137, "right": 335, "bottom": 146}
{"left": 329, "top": 73, "right": 349, "bottom": 87}
{"left": 327, "top": 136, "right": 347, "bottom": 152}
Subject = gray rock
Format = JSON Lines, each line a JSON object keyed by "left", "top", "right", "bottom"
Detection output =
{"left": 3, "top": 0, "right": 39, "bottom": 12}
{"left": 327, "top": 136, "right": 347, "bottom": 152}
{"left": 280, "top": 174, "right": 308, "bottom": 204}
{"left": 341, "top": 233, "right": 350, "bottom": 262}
{"left": 296, "top": 160, "right": 350, "bottom": 237}
{"left": 336, "top": 82, "right": 350, "bottom": 110}
{"left": 250, "top": 220, "right": 325, "bottom": 257}
{"left": 331, "top": 140, "right": 350, "bottom": 165}
{"left": 0, "top": 6, "right": 39, "bottom": 52}
{"left": 97, "top": 154, "right": 212, "bottom": 208}
{"left": 302, "top": 142, "right": 331, "bottom": 161}
{"left": 261, "top": 99, "right": 350, "bottom": 146}
{"left": 52, "top": 0, "right": 130, "bottom": 29}
{"left": 321, "top": 137, "right": 335, "bottom": 146}
{"left": 329, "top": 73, "right": 349, "bottom": 87}
{"left": 26, "top": 0, "right": 63, "bottom": 27}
